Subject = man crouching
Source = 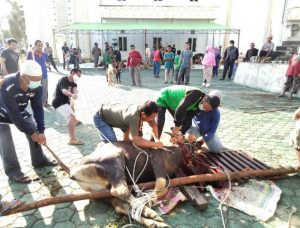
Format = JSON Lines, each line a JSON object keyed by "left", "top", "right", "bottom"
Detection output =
{"left": 290, "top": 107, "right": 300, "bottom": 167}
{"left": 94, "top": 101, "right": 164, "bottom": 149}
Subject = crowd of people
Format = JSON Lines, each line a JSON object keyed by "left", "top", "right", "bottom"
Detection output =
{"left": 0, "top": 35, "right": 299, "bottom": 186}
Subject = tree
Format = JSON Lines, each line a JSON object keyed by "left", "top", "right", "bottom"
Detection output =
{"left": 6, "top": 0, "right": 26, "bottom": 47}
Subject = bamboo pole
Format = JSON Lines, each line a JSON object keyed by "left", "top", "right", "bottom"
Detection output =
{"left": 5, "top": 166, "right": 299, "bottom": 216}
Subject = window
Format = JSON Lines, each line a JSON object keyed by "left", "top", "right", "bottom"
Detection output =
{"left": 119, "top": 37, "right": 127, "bottom": 51}
{"left": 153, "top": 37, "right": 162, "bottom": 50}
{"left": 188, "top": 38, "right": 197, "bottom": 52}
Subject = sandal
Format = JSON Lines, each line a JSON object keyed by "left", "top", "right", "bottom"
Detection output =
{"left": 68, "top": 139, "right": 84, "bottom": 145}
{"left": 10, "top": 175, "right": 32, "bottom": 183}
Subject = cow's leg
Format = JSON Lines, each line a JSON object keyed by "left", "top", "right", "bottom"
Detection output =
{"left": 150, "top": 151, "right": 168, "bottom": 199}
{"left": 110, "top": 180, "right": 130, "bottom": 201}
{"left": 110, "top": 197, "right": 171, "bottom": 227}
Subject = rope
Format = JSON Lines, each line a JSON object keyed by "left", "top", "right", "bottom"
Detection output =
{"left": 206, "top": 169, "right": 232, "bottom": 228}
{"left": 97, "top": 130, "right": 162, "bottom": 224}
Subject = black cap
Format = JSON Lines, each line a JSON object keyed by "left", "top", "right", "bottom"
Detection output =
{"left": 207, "top": 95, "right": 220, "bottom": 109}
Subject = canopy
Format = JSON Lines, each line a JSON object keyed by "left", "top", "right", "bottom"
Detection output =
{"left": 55, "top": 21, "right": 239, "bottom": 34}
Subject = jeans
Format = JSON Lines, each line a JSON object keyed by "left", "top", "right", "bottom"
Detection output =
{"left": 153, "top": 61, "right": 161, "bottom": 76}
{"left": 222, "top": 59, "right": 235, "bottom": 79}
{"left": 186, "top": 126, "right": 223, "bottom": 153}
{"left": 41, "top": 78, "right": 48, "bottom": 105}
{"left": 177, "top": 67, "right": 190, "bottom": 85}
{"left": 0, "top": 124, "right": 48, "bottom": 177}
{"left": 94, "top": 56, "right": 99, "bottom": 68}
{"left": 129, "top": 66, "right": 141, "bottom": 86}
{"left": 93, "top": 112, "right": 117, "bottom": 143}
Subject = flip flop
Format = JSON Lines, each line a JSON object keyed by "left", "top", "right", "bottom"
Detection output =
{"left": 9, "top": 175, "right": 32, "bottom": 184}
{"left": 68, "top": 139, "right": 84, "bottom": 145}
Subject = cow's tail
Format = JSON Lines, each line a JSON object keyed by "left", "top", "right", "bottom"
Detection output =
{"left": 44, "top": 144, "right": 70, "bottom": 174}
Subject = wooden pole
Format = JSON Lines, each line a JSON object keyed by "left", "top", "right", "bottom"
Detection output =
{"left": 5, "top": 166, "right": 299, "bottom": 216}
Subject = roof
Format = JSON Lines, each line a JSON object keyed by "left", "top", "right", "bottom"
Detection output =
{"left": 56, "top": 21, "right": 236, "bottom": 32}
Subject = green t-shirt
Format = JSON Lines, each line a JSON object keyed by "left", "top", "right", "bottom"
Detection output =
{"left": 156, "top": 85, "right": 201, "bottom": 111}
{"left": 174, "top": 55, "right": 181, "bottom": 71}
{"left": 99, "top": 104, "right": 141, "bottom": 137}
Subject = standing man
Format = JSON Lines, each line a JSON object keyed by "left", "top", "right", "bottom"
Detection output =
{"left": 27, "top": 40, "right": 49, "bottom": 107}
{"left": 92, "top": 42, "right": 101, "bottom": 69}
{"left": 163, "top": 45, "right": 175, "bottom": 84}
{"left": 0, "top": 60, "right": 57, "bottom": 183}
{"left": 93, "top": 101, "right": 163, "bottom": 149}
{"left": 145, "top": 44, "right": 151, "bottom": 69}
{"left": 0, "top": 38, "right": 19, "bottom": 76}
{"left": 220, "top": 40, "right": 239, "bottom": 80}
{"left": 245, "top": 43, "right": 259, "bottom": 62}
{"left": 127, "top": 44, "right": 142, "bottom": 87}
{"left": 153, "top": 46, "right": 163, "bottom": 78}
{"left": 177, "top": 42, "right": 193, "bottom": 85}
{"left": 171, "top": 44, "right": 176, "bottom": 55}
{"left": 44, "top": 42, "right": 58, "bottom": 72}
{"left": 62, "top": 42, "right": 69, "bottom": 70}
{"left": 52, "top": 68, "right": 83, "bottom": 145}
{"left": 156, "top": 85, "right": 220, "bottom": 137}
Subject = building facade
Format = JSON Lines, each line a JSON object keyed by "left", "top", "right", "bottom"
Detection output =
{"left": 23, "top": 0, "right": 300, "bottom": 61}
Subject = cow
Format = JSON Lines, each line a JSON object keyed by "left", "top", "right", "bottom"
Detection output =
{"left": 67, "top": 141, "right": 186, "bottom": 227}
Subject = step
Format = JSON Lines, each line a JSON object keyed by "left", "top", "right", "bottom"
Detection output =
{"left": 276, "top": 46, "right": 298, "bottom": 52}
{"left": 282, "top": 40, "right": 300, "bottom": 46}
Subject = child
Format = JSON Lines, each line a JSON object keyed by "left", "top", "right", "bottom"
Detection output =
{"left": 201, "top": 46, "right": 216, "bottom": 87}
{"left": 290, "top": 107, "right": 300, "bottom": 167}
{"left": 174, "top": 50, "right": 181, "bottom": 83}
{"left": 64, "top": 52, "right": 71, "bottom": 70}
{"left": 163, "top": 45, "right": 175, "bottom": 84}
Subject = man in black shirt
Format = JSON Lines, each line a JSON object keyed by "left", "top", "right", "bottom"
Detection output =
{"left": 220, "top": 40, "right": 239, "bottom": 80}
{"left": 245, "top": 43, "right": 258, "bottom": 62}
{"left": 52, "top": 68, "right": 83, "bottom": 145}
{"left": 61, "top": 42, "right": 69, "bottom": 70}
{"left": 0, "top": 38, "right": 19, "bottom": 76}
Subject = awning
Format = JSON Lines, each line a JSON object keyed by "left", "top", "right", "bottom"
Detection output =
{"left": 55, "top": 21, "right": 239, "bottom": 34}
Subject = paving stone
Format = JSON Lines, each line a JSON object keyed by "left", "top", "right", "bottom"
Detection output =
{"left": 53, "top": 221, "right": 75, "bottom": 228}
{"left": 0, "top": 68, "right": 300, "bottom": 227}
{"left": 53, "top": 208, "right": 75, "bottom": 222}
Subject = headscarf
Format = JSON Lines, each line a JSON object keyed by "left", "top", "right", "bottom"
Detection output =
{"left": 202, "top": 46, "right": 216, "bottom": 66}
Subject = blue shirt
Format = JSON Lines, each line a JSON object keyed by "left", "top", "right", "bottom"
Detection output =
{"left": 0, "top": 73, "right": 45, "bottom": 134}
{"left": 164, "top": 52, "right": 174, "bottom": 69}
{"left": 192, "top": 108, "right": 220, "bottom": 141}
{"left": 180, "top": 50, "right": 193, "bottom": 68}
{"left": 27, "top": 51, "right": 48, "bottom": 79}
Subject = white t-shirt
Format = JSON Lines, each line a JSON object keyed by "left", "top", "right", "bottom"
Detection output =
{"left": 145, "top": 47, "right": 151, "bottom": 58}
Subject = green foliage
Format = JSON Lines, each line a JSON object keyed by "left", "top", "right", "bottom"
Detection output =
{"left": 6, "top": 0, "right": 26, "bottom": 45}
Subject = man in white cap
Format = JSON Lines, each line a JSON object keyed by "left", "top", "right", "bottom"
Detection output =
{"left": 185, "top": 90, "right": 223, "bottom": 153}
{"left": 0, "top": 60, "right": 57, "bottom": 183}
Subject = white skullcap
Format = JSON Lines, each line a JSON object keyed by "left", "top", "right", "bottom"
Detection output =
{"left": 20, "top": 60, "right": 42, "bottom": 77}
{"left": 208, "top": 90, "right": 223, "bottom": 101}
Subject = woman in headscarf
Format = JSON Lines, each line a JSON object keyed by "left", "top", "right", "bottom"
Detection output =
{"left": 201, "top": 46, "right": 216, "bottom": 87}
{"left": 279, "top": 47, "right": 300, "bottom": 99}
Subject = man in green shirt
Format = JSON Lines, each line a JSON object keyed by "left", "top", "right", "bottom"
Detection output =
{"left": 93, "top": 101, "right": 163, "bottom": 149}
{"left": 156, "top": 85, "right": 220, "bottom": 138}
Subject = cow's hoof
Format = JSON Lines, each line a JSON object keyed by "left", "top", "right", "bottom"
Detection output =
{"left": 142, "top": 206, "right": 163, "bottom": 222}
{"left": 141, "top": 217, "right": 171, "bottom": 228}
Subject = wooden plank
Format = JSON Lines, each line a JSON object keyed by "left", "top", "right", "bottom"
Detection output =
{"left": 176, "top": 169, "right": 209, "bottom": 211}
{"left": 181, "top": 185, "right": 209, "bottom": 211}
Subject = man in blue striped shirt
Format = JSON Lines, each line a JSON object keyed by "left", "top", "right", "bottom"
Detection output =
{"left": 0, "top": 60, "right": 56, "bottom": 183}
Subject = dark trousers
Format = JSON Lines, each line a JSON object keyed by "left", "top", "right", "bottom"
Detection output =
{"left": 0, "top": 124, "right": 48, "bottom": 178}
{"left": 156, "top": 107, "right": 197, "bottom": 137}
{"left": 47, "top": 54, "right": 58, "bottom": 71}
{"left": 222, "top": 59, "right": 235, "bottom": 79}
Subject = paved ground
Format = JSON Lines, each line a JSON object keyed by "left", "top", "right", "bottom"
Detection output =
{"left": 0, "top": 65, "right": 299, "bottom": 228}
